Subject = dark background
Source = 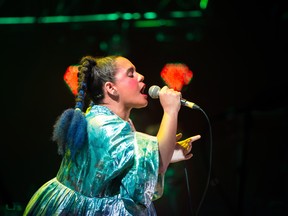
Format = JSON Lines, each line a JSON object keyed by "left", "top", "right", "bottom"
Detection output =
{"left": 0, "top": 0, "right": 287, "bottom": 215}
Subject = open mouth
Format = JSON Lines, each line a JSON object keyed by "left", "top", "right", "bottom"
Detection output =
{"left": 140, "top": 85, "right": 146, "bottom": 94}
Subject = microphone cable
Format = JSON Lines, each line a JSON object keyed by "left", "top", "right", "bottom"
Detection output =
{"left": 184, "top": 106, "right": 213, "bottom": 216}
{"left": 148, "top": 85, "right": 213, "bottom": 215}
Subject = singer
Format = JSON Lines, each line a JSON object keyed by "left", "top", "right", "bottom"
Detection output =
{"left": 23, "top": 55, "right": 201, "bottom": 215}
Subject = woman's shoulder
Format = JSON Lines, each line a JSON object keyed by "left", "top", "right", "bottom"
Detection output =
{"left": 86, "top": 105, "right": 132, "bottom": 133}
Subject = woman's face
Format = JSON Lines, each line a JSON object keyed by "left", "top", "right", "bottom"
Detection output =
{"left": 113, "top": 57, "right": 148, "bottom": 109}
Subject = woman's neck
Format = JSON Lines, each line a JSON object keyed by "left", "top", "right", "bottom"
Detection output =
{"left": 102, "top": 103, "right": 131, "bottom": 121}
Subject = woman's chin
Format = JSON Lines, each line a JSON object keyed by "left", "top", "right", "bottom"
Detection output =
{"left": 135, "top": 101, "right": 148, "bottom": 109}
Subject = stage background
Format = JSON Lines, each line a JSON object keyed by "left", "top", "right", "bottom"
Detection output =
{"left": 0, "top": 1, "right": 287, "bottom": 215}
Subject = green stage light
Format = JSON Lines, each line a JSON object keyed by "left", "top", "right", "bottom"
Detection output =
{"left": 121, "top": 13, "right": 141, "bottom": 20}
{"left": 39, "top": 14, "right": 120, "bottom": 23}
{"left": 0, "top": 10, "right": 202, "bottom": 25}
{"left": 0, "top": 17, "right": 36, "bottom": 24}
{"left": 134, "top": 19, "right": 176, "bottom": 28}
{"left": 200, "top": 0, "right": 209, "bottom": 9}
{"left": 143, "top": 12, "right": 157, "bottom": 19}
{"left": 170, "top": 10, "right": 202, "bottom": 18}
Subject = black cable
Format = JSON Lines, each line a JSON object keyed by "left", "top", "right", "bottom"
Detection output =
{"left": 184, "top": 166, "right": 194, "bottom": 216}
{"left": 184, "top": 106, "right": 213, "bottom": 216}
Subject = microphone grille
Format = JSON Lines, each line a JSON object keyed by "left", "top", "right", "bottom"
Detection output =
{"left": 148, "top": 85, "right": 160, "bottom": 99}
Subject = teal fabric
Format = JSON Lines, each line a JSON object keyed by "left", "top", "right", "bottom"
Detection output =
{"left": 24, "top": 105, "right": 163, "bottom": 215}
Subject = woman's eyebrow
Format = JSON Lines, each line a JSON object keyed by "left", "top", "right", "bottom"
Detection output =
{"left": 127, "top": 67, "right": 135, "bottom": 73}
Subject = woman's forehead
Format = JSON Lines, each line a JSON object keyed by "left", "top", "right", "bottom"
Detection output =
{"left": 115, "top": 57, "right": 135, "bottom": 69}
{"left": 116, "top": 56, "right": 131, "bottom": 64}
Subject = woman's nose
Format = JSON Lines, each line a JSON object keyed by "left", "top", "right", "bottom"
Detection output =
{"left": 137, "top": 72, "right": 144, "bottom": 82}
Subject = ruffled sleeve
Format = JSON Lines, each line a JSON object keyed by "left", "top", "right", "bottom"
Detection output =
{"left": 120, "top": 132, "right": 164, "bottom": 214}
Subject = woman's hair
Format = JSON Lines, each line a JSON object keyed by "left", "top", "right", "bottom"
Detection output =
{"left": 52, "top": 55, "right": 119, "bottom": 158}
{"left": 78, "top": 55, "right": 118, "bottom": 106}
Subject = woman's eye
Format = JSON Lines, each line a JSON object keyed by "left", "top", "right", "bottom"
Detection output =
{"left": 128, "top": 72, "right": 134, "bottom": 77}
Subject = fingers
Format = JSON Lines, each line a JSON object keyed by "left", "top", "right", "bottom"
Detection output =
{"left": 177, "top": 137, "right": 192, "bottom": 151}
{"left": 159, "top": 86, "right": 182, "bottom": 113}
{"left": 186, "top": 135, "right": 201, "bottom": 153}
{"left": 191, "top": 135, "right": 201, "bottom": 142}
{"left": 185, "top": 153, "right": 193, "bottom": 160}
{"left": 176, "top": 134, "right": 201, "bottom": 152}
{"left": 160, "top": 86, "right": 180, "bottom": 97}
{"left": 176, "top": 133, "right": 182, "bottom": 141}
{"left": 186, "top": 142, "right": 192, "bottom": 152}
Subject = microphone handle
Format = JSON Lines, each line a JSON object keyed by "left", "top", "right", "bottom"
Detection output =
{"left": 181, "top": 98, "right": 200, "bottom": 110}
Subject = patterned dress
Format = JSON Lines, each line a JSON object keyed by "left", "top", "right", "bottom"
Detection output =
{"left": 24, "top": 105, "right": 164, "bottom": 215}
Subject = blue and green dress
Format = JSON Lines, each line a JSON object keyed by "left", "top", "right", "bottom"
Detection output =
{"left": 24, "top": 105, "right": 164, "bottom": 215}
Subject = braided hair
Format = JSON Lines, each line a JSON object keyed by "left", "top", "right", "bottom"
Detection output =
{"left": 52, "top": 55, "right": 119, "bottom": 159}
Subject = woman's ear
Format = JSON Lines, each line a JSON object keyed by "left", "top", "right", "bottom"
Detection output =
{"left": 104, "top": 82, "right": 118, "bottom": 96}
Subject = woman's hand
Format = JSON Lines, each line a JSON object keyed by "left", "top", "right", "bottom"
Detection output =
{"left": 159, "top": 86, "right": 182, "bottom": 114}
{"left": 170, "top": 133, "right": 201, "bottom": 163}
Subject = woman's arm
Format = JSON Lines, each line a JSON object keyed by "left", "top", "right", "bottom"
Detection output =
{"left": 156, "top": 86, "right": 181, "bottom": 173}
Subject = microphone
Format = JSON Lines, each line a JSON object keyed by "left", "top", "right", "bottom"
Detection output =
{"left": 148, "top": 85, "right": 200, "bottom": 110}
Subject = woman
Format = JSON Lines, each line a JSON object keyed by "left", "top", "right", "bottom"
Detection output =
{"left": 24, "top": 55, "right": 201, "bottom": 215}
